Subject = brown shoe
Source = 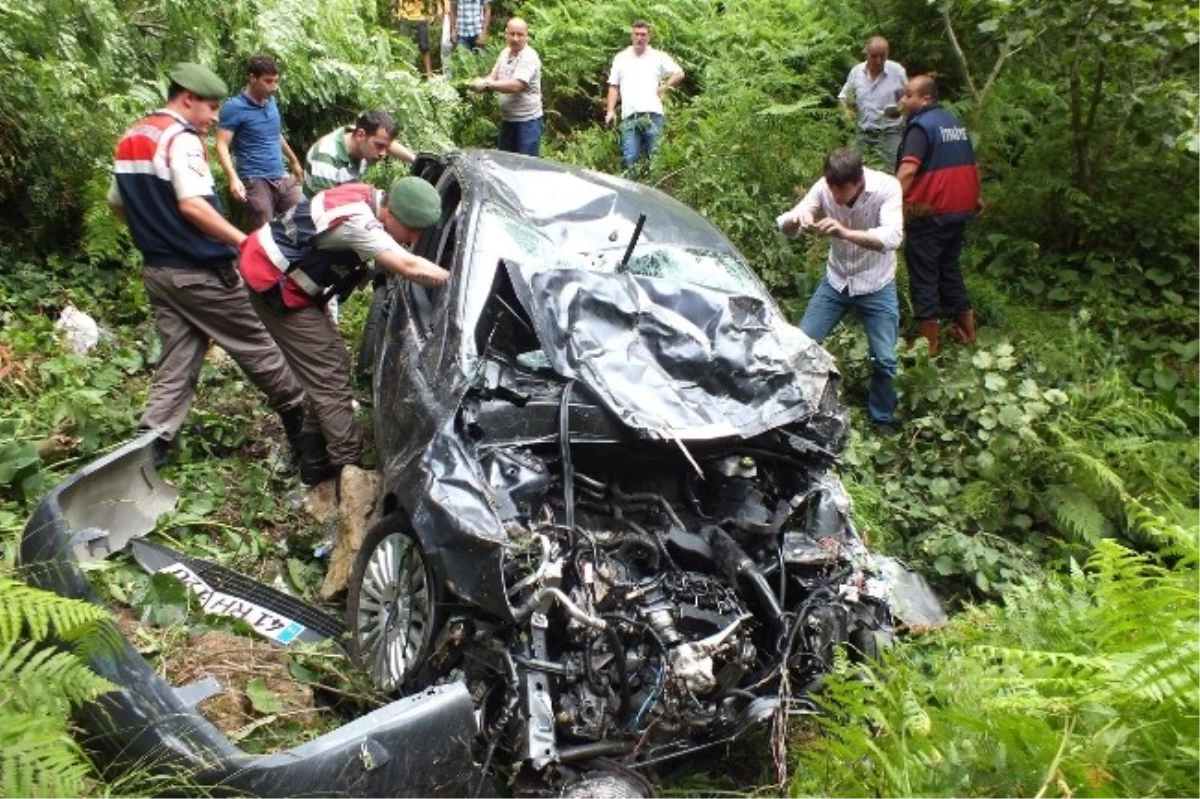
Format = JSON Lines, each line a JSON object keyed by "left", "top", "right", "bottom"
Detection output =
{"left": 918, "top": 320, "right": 941, "bottom": 356}
{"left": 950, "top": 310, "right": 976, "bottom": 345}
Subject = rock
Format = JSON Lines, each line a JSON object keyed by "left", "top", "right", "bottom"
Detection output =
{"left": 302, "top": 478, "right": 338, "bottom": 525}
{"left": 206, "top": 344, "right": 234, "bottom": 368}
{"left": 55, "top": 304, "right": 100, "bottom": 354}
{"left": 319, "top": 465, "right": 380, "bottom": 600}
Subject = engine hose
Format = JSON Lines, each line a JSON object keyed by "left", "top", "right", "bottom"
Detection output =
{"left": 747, "top": 584, "right": 839, "bottom": 691}
{"left": 702, "top": 525, "right": 784, "bottom": 635}
{"left": 557, "top": 740, "right": 635, "bottom": 763}
{"left": 610, "top": 484, "right": 687, "bottom": 531}
{"left": 514, "top": 587, "right": 607, "bottom": 631}
{"left": 560, "top": 380, "right": 577, "bottom": 548}
{"left": 605, "top": 627, "right": 633, "bottom": 727}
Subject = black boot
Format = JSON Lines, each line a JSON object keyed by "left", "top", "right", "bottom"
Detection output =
{"left": 151, "top": 437, "right": 172, "bottom": 469}
{"left": 299, "top": 429, "right": 337, "bottom": 486}
{"left": 278, "top": 404, "right": 306, "bottom": 464}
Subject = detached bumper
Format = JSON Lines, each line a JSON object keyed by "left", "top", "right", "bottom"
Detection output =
{"left": 20, "top": 430, "right": 479, "bottom": 797}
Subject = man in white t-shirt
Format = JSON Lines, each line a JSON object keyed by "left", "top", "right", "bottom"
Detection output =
{"left": 470, "top": 18, "right": 544, "bottom": 156}
{"left": 604, "top": 19, "right": 685, "bottom": 172}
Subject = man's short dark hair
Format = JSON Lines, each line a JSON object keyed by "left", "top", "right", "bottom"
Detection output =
{"left": 355, "top": 109, "right": 399, "bottom": 139}
{"left": 246, "top": 54, "right": 279, "bottom": 78}
{"left": 824, "top": 149, "right": 865, "bottom": 187}
{"left": 631, "top": 19, "right": 651, "bottom": 30}
{"left": 167, "top": 82, "right": 186, "bottom": 101}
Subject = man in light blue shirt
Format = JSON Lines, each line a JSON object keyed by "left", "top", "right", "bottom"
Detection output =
{"left": 838, "top": 37, "right": 908, "bottom": 173}
{"left": 216, "top": 54, "right": 305, "bottom": 229}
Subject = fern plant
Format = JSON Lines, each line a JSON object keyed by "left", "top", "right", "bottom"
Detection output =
{"left": 0, "top": 576, "right": 118, "bottom": 798}
{"left": 791, "top": 537, "right": 1200, "bottom": 798}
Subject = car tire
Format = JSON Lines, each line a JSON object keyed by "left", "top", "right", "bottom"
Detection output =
{"left": 346, "top": 514, "right": 441, "bottom": 693}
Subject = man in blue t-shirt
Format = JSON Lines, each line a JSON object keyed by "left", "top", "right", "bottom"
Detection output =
{"left": 215, "top": 54, "right": 305, "bottom": 229}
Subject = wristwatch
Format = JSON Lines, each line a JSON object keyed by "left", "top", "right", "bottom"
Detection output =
{"left": 483, "top": 79, "right": 492, "bottom": 91}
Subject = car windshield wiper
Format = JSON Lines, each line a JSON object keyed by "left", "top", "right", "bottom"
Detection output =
{"left": 617, "top": 213, "right": 647, "bottom": 274}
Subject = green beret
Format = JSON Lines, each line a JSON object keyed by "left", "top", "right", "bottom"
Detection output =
{"left": 387, "top": 177, "right": 441, "bottom": 230}
{"left": 168, "top": 63, "right": 228, "bottom": 100}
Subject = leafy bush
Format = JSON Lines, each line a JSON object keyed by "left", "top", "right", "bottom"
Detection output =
{"left": 842, "top": 333, "right": 1197, "bottom": 600}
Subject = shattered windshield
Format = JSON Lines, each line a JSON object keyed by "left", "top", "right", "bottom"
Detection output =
{"left": 471, "top": 207, "right": 768, "bottom": 300}
{"left": 590, "top": 246, "right": 759, "bottom": 295}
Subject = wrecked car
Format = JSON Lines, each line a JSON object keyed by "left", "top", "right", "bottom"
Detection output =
{"left": 346, "top": 151, "right": 943, "bottom": 794}
{"left": 19, "top": 150, "right": 942, "bottom": 798}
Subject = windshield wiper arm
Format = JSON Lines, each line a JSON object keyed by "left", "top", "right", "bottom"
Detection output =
{"left": 617, "top": 213, "right": 647, "bottom": 274}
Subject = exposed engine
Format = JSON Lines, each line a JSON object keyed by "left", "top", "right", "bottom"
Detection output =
{"left": 420, "top": 441, "right": 895, "bottom": 794}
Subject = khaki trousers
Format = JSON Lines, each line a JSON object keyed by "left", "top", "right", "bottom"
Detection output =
{"left": 140, "top": 266, "right": 304, "bottom": 440}
{"left": 247, "top": 292, "right": 363, "bottom": 467}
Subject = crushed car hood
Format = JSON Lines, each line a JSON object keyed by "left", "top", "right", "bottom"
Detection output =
{"left": 505, "top": 261, "right": 840, "bottom": 441}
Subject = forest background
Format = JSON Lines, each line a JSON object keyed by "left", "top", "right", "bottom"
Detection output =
{"left": 0, "top": 0, "right": 1197, "bottom": 796}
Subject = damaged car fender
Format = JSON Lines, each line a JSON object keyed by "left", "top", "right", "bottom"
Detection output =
{"left": 19, "top": 431, "right": 480, "bottom": 797}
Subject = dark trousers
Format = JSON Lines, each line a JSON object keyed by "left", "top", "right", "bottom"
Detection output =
{"left": 247, "top": 292, "right": 362, "bottom": 467}
{"left": 245, "top": 176, "right": 301, "bottom": 230}
{"left": 139, "top": 267, "right": 304, "bottom": 440}
{"left": 904, "top": 218, "right": 971, "bottom": 321}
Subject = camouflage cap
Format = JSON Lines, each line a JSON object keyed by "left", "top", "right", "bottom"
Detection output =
{"left": 168, "top": 63, "right": 228, "bottom": 100}
{"left": 387, "top": 177, "right": 441, "bottom": 230}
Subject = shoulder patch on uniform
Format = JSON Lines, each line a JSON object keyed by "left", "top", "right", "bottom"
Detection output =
{"left": 187, "top": 149, "right": 209, "bottom": 177}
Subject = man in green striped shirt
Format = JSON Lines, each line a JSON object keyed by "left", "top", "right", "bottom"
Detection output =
{"left": 303, "top": 110, "right": 417, "bottom": 197}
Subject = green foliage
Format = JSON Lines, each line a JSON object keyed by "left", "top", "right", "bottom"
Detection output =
{"left": 525, "top": 0, "right": 868, "bottom": 289}
{"left": 0, "top": 0, "right": 462, "bottom": 264}
{"left": 0, "top": 577, "right": 118, "bottom": 798}
{"left": 0, "top": 0, "right": 1196, "bottom": 795}
{"left": 792, "top": 539, "right": 1200, "bottom": 798}
{"left": 843, "top": 328, "right": 1197, "bottom": 599}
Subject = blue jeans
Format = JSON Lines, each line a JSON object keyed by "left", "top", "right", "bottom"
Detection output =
{"left": 620, "top": 112, "right": 664, "bottom": 170}
{"left": 799, "top": 277, "right": 899, "bottom": 423}
{"left": 498, "top": 116, "right": 544, "bottom": 157}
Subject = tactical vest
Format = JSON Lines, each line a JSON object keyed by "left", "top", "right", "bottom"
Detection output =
{"left": 250, "top": 183, "right": 381, "bottom": 309}
{"left": 899, "top": 105, "right": 980, "bottom": 222}
{"left": 112, "top": 111, "right": 236, "bottom": 267}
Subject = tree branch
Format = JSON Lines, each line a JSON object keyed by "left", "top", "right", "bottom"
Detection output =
{"left": 942, "top": 6, "right": 979, "bottom": 102}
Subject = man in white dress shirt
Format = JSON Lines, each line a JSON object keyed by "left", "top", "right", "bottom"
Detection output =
{"left": 604, "top": 19, "right": 685, "bottom": 172}
{"left": 777, "top": 149, "right": 905, "bottom": 430}
{"left": 838, "top": 36, "right": 908, "bottom": 173}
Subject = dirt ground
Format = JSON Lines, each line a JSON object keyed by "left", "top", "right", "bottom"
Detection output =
{"left": 114, "top": 608, "right": 329, "bottom": 746}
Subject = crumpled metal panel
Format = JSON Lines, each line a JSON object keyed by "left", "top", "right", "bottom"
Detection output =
{"left": 505, "top": 261, "right": 840, "bottom": 441}
{"left": 19, "top": 431, "right": 480, "bottom": 797}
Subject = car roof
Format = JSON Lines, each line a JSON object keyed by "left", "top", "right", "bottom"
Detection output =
{"left": 447, "top": 150, "right": 742, "bottom": 256}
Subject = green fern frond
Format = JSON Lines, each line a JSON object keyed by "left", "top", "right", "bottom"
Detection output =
{"left": 974, "top": 644, "right": 1110, "bottom": 675}
{"left": 1119, "top": 498, "right": 1200, "bottom": 562}
{"left": 0, "top": 639, "right": 116, "bottom": 710}
{"left": 1052, "top": 442, "right": 1128, "bottom": 506}
{"left": 1109, "top": 641, "right": 1200, "bottom": 708}
{"left": 0, "top": 577, "right": 113, "bottom": 646}
{"left": 1043, "top": 483, "right": 1111, "bottom": 544}
{"left": 0, "top": 710, "right": 95, "bottom": 798}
